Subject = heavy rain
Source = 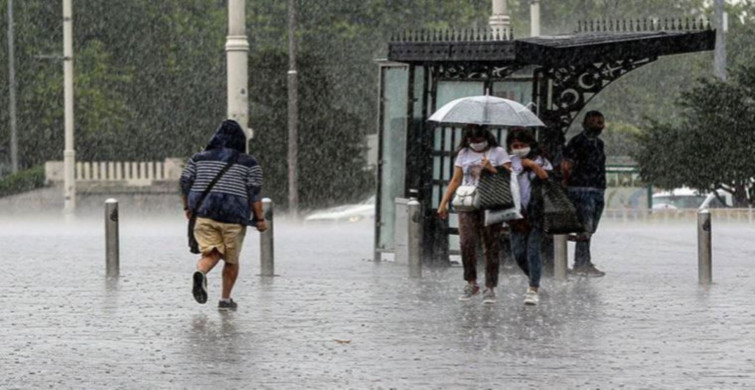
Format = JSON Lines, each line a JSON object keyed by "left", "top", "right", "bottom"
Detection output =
{"left": 1, "top": 0, "right": 755, "bottom": 388}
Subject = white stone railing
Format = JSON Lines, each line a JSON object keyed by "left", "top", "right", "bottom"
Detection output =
{"left": 45, "top": 158, "right": 185, "bottom": 186}
{"left": 603, "top": 208, "right": 755, "bottom": 223}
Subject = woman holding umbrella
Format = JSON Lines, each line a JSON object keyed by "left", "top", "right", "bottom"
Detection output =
{"left": 437, "top": 124, "right": 511, "bottom": 304}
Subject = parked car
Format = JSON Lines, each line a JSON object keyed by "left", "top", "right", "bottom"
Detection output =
{"left": 304, "top": 196, "right": 375, "bottom": 222}
{"left": 652, "top": 187, "right": 733, "bottom": 211}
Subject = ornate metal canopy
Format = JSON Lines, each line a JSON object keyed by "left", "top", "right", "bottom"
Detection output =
{"left": 387, "top": 19, "right": 715, "bottom": 154}
{"left": 389, "top": 19, "right": 713, "bottom": 65}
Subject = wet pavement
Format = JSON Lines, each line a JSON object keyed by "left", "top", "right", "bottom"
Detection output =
{"left": 1, "top": 212, "right": 754, "bottom": 389}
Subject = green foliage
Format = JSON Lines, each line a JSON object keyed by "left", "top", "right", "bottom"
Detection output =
{"left": 629, "top": 2, "right": 755, "bottom": 206}
{"left": 602, "top": 121, "right": 641, "bottom": 157}
{"left": 0, "top": 166, "right": 45, "bottom": 197}
{"left": 632, "top": 65, "right": 755, "bottom": 205}
{"left": 249, "top": 49, "right": 373, "bottom": 209}
{"left": 0, "top": 0, "right": 748, "bottom": 208}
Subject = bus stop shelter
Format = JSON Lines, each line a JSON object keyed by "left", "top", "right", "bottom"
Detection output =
{"left": 375, "top": 19, "right": 715, "bottom": 265}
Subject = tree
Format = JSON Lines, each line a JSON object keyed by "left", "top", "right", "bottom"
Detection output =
{"left": 0, "top": 0, "right": 739, "bottom": 209}
{"left": 632, "top": 64, "right": 755, "bottom": 206}
{"left": 249, "top": 48, "right": 372, "bottom": 209}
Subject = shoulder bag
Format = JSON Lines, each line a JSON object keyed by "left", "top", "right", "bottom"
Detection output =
{"left": 451, "top": 185, "right": 477, "bottom": 212}
{"left": 538, "top": 178, "right": 584, "bottom": 235}
{"left": 474, "top": 167, "right": 515, "bottom": 211}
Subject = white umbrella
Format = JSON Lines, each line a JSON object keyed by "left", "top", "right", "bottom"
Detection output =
{"left": 428, "top": 95, "right": 545, "bottom": 127}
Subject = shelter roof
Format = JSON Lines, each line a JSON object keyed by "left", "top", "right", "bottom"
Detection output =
{"left": 388, "top": 21, "right": 715, "bottom": 66}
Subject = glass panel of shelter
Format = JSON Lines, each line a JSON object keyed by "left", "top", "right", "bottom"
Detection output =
{"left": 377, "top": 65, "right": 409, "bottom": 252}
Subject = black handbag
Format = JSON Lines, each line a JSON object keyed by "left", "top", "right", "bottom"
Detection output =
{"left": 538, "top": 178, "right": 584, "bottom": 235}
{"left": 187, "top": 153, "right": 238, "bottom": 254}
{"left": 473, "top": 167, "right": 514, "bottom": 210}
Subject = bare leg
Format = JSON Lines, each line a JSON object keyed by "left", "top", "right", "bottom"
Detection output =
{"left": 197, "top": 249, "right": 222, "bottom": 274}
{"left": 221, "top": 262, "right": 239, "bottom": 299}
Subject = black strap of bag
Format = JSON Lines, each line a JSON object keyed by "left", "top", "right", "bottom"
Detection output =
{"left": 188, "top": 153, "right": 239, "bottom": 253}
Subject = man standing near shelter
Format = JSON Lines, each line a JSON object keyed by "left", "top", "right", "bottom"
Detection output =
{"left": 561, "top": 111, "right": 606, "bottom": 277}
{"left": 181, "top": 119, "right": 267, "bottom": 311}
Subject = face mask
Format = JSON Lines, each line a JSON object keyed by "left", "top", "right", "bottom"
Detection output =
{"left": 511, "top": 147, "right": 530, "bottom": 158}
{"left": 469, "top": 141, "right": 488, "bottom": 152}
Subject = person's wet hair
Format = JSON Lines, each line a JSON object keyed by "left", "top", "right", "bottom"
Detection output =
{"left": 583, "top": 110, "right": 604, "bottom": 126}
{"left": 505, "top": 127, "right": 540, "bottom": 157}
{"left": 456, "top": 124, "right": 499, "bottom": 154}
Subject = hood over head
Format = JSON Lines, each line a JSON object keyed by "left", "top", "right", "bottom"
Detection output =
{"left": 205, "top": 119, "right": 246, "bottom": 153}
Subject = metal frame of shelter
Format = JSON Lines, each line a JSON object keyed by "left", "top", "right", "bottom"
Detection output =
{"left": 375, "top": 19, "right": 715, "bottom": 265}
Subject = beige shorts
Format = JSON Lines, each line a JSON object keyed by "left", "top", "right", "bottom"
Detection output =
{"left": 193, "top": 217, "right": 247, "bottom": 264}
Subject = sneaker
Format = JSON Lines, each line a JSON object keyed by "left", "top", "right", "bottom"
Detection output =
{"left": 218, "top": 299, "right": 238, "bottom": 311}
{"left": 524, "top": 288, "right": 539, "bottom": 306}
{"left": 573, "top": 264, "right": 605, "bottom": 277}
{"left": 192, "top": 271, "right": 208, "bottom": 304}
{"left": 458, "top": 284, "right": 480, "bottom": 301}
{"left": 482, "top": 288, "right": 496, "bottom": 304}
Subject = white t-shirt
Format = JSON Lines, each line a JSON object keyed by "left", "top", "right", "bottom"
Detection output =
{"left": 511, "top": 155, "right": 553, "bottom": 209}
{"left": 455, "top": 146, "right": 511, "bottom": 186}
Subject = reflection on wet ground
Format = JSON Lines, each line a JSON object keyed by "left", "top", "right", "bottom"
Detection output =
{"left": 1, "top": 215, "right": 754, "bottom": 388}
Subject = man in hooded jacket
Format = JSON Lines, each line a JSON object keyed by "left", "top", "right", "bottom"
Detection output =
{"left": 180, "top": 119, "right": 267, "bottom": 310}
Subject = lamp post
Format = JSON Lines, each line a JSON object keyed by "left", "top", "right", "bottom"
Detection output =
{"left": 530, "top": 0, "right": 541, "bottom": 37}
{"left": 489, "top": 0, "right": 511, "bottom": 37}
{"left": 63, "top": 0, "right": 76, "bottom": 213}
{"left": 287, "top": 0, "right": 299, "bottom": 219}
{"left": 226, "top": 0, "right": 250, "bottom": 142}
{"left": 713, "top": 0, "right": 727, "bottom": 81}
{"left": 7, "top": 0, "right": 18, "bottom": 173}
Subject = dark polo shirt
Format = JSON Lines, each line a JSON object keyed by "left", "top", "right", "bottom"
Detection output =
{"left": 563, "top": 130, "right": 606, "bottom": 189}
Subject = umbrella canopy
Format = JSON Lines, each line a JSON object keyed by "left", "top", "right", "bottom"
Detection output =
{"left": 428, "top": 95, "right": 545, "bottom": 127}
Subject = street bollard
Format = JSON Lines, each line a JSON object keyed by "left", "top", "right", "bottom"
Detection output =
{"left": 407, "top": 199, "right": 422, "bottom": 278}
{"left": 105, "top": 199, "right": 119, "bottom": 279}
{"left": 553, "top": 234, "right": 568, "bottom": 280}
{"left": 698, "top": 208, "right": 712, "bottom": 285}
{"left": 260, "top": 198, "right": 274, "bottom": 277}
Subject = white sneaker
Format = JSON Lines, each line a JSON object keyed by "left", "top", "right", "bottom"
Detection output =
{"left": 482, "top": 288, "right": 496, "bottom": 304}
{"left": 524, "top": 288, "right": 539, "bottom": 306}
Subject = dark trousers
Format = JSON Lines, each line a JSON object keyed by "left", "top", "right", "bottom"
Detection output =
{"left": 510, "top": 224, "right": 543, "bottom": 288}
{"left": 567, "top": 188, "right": 605, "bottom": 268}
{"left": 458, "top": 210, "right": 502, "bottom": 288}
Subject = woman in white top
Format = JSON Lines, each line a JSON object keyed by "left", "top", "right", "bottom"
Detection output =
{"left": 438, "top": 124, "right": 511, "bottom": 304}
{"left": 506, "top": 128, "right": 552, "bottom": 306}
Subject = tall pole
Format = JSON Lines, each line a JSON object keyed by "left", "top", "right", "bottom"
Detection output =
{"left": 287, "top": 0, "right": 299, "bottom": 219}
{"left": 226, "top": 0, "right": 250, "bottom": 142}
{"left": 489, "top": 0, "right": 511, "bottom": 38}
{"left": 7, "top": 0, "right": 18, "bottom": 173}
{"left": 63, "top": 0, "right": 76, "bottom": 213}
{"left": 530, "top": 0, "right": 541, "bottom": 37}
{"left": 713, "top": 0, "right": 727, "bottom": 81}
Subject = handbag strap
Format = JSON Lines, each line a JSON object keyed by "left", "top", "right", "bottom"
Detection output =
{"left": 191, "top": 152, "right": 239, "bottom": 214}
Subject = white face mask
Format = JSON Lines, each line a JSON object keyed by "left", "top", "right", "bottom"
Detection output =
{"left": 469, "top": 141, "right": 488, "bottom": 152}
{"left": 511, "top": 147, "right": 530, "bottom": 158}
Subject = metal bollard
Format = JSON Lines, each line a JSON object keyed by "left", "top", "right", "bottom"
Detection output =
{"left": 698, "top": 208, "right": 712, "bottom": 285}
{"left": 105, "top": 199, "right": 119, "bottom": 279}
{"left": 260, "top": 198, "right": 274, "bottom": 277}
{"left": 407, "top": 199, "right": 422, "bottom": 278}
{"left": 553, "top": 234, "right": 568, "bottom": 280}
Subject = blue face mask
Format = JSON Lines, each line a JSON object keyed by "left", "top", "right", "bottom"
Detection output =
{"left": 469, "top": 141, "right": 488, "bottom": 152}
